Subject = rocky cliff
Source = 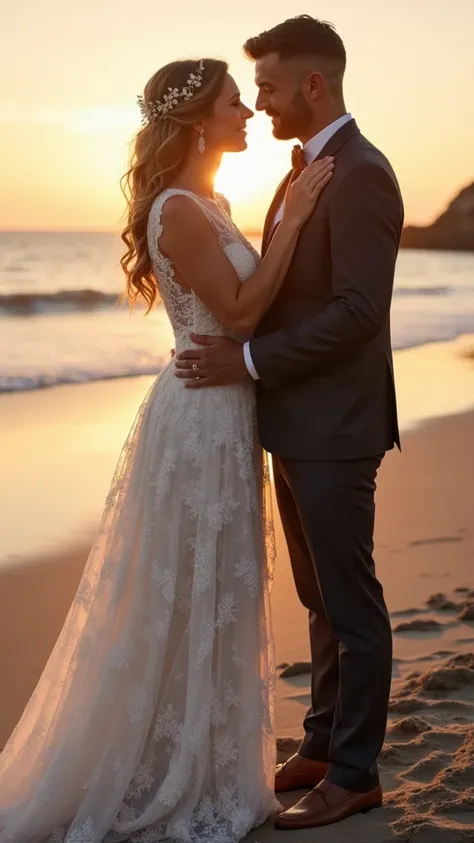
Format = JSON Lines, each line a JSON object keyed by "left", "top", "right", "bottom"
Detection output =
{"left": 401, "top": 181, "right": 474, "bottom": 251}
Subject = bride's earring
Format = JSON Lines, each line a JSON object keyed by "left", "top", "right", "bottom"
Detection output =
{"left": 198, "top": 127, "right": 205, "bottom": 154}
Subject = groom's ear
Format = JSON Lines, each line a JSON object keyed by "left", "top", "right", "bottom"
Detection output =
{"left": 306, "top": 70, "right": 325, "bottom": 102}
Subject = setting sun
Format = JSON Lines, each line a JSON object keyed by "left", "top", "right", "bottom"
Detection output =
{"left": 214, "top": 118, "right": 291, "bottom": 229}
{"left": 0, "top": 0, "right": 472, "bottom": 234}
{"left": 214, "top": 154, "right": 259, "bottom": 205}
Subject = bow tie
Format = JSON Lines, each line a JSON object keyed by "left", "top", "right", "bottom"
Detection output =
{"left": 291, "top": 144, "right": 306, "bottom": 173}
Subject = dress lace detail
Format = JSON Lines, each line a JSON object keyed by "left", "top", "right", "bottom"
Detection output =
{"left": 146, "top": 189, "right": 259, "bottom": 352}
{"left": 0, "top": 190, "right": 278, "bottom": 843}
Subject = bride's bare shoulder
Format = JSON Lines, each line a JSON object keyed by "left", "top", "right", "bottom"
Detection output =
{"left": 159, "top": 194, "right": 212, "bottom": 255}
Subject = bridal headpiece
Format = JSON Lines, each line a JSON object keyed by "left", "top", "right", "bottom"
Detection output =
{"left": 137, "top": 60, "right": 205, "bottom": 125}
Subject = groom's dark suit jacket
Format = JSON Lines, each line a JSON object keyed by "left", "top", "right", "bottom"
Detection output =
{"left": 250, "top": 119, "right": 404, "bottom": 460}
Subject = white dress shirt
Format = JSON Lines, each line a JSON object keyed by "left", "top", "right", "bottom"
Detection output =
{"left": 243, "top": 113, "right": 353, "bottom": 380}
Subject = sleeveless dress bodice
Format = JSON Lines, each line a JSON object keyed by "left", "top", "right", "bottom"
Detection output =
{"left": 147, "top": 189, "right": 259, "bottom": 353}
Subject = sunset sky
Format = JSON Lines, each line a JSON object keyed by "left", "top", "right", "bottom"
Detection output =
{"left": 1, "top": 0, "right": 472, "bottom": 232}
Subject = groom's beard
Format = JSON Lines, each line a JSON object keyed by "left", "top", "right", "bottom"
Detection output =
{"left": 269, "top": 92, "right": 313, "bottom": 141}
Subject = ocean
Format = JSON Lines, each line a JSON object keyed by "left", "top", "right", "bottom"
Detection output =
{"left": 1, "top": 230, "right": 474, "bottom": 394}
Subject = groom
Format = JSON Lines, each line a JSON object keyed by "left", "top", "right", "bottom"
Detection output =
{"left": 176, "top": 15, "right": 403, "bottom": 829}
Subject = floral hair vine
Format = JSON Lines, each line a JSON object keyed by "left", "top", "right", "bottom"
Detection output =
{"left": 137, "top": 59, "right": 205, "bottom": 125}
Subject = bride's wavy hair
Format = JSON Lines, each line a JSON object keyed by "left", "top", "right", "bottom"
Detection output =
{"left": 120, "top": 58, "right": 228, "bottom": 312}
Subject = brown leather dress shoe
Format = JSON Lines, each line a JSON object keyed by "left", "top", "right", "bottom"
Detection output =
{"left": 274, "top": 754, "right": 329, "bottom": 793}
{"left": 274, "top": 778, "right": 383, "bottom": 828}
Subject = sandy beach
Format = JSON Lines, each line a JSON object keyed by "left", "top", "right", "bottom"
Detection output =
{"left": 1, "top": 336, "right": 473, "bottom": 841}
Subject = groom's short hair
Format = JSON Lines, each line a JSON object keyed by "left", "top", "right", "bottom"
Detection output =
{"left": 243, "top": 15, "right": 346, "bottom": 77}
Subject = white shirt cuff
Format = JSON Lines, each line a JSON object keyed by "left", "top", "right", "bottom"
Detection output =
{"left": 243, "top": 341, "right": 259, "bottom": 380}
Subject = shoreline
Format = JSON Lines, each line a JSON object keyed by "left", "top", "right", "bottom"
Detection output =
{"left": 2, "top": 333, "right": 473, "bottom": 566}
{"left": 1, "top": 330, "right": 473, "bottom": 399}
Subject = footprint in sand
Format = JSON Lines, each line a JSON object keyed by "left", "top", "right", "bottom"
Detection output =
{"left": 389, "top": 651, "right": 474, "bottom": 706}
{"left": 390, "top": 696, "right": 474, "bottom": 717}
{"left": 385, "top": 678, "right": 473, "bottom": 836}
{"left": 391, "top": 607, "right": 427, "bottom": 617}
{"left": 426, "top": 593, "right": 459, "bottom": 611}
{"left": 394, "top": 618, "right": 443, "bottom": 633}
{"left": 402, "top": 749, "right": 456, "bottom": 782}
{"left": 409, "top": 535, "right": 465, "bottom": 547}
{"left": 288, "top": 691, "right": 311, "bottom": 706}
{"left": 381, "top": 637, "right": 474, "bottom": 838}
{"left": 381, "top": 729, "right": 459, "bottom": 770}
{"left": 388, "top": 716, "right": 432, "bottom": 736}
{"left": 279, "top": 661, "right": 311, "bottom": 678}
{"left": 276, "top": 736, "right": 300, "bottom": 763}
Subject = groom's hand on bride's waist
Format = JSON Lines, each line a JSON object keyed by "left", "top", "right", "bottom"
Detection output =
{"left": 175, "top": 334, "right": 248, "bottom": 388}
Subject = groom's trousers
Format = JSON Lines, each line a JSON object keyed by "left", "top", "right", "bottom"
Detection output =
{"left": 272, "top": 453, "right": 392, "bottom": 793}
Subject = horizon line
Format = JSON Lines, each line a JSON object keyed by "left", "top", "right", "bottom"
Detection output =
{"left": 0, "top": 228, "right": 265, "bottom": 236}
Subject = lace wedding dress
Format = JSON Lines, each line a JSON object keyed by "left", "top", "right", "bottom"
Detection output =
{"left": 0, "top": 190, "right": 280, "bottom": 843}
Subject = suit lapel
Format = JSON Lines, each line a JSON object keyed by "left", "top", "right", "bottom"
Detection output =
{"left": 261, "top": 120, "right": 360, "bottom": 255}
{"left": 310, "top": 118, "right": 360, "bottom": 163}
{"left": 261, "top": 171, "right": 292, "bottom": 255}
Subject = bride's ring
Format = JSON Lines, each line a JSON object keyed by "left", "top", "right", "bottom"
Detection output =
{"left": 192, "top": 364, "right": 198, "bottom": 371}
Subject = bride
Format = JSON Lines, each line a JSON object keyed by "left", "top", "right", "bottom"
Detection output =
{"left": 0, "top": 58, "right": 333, "bottom": 843}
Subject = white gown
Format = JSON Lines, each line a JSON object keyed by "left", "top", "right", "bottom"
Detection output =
{"left": 0, "top": 190, "right": 280, "bottom": 843}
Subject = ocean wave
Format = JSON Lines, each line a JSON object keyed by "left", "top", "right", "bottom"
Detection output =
{"left": 2, "top": 327, "right": 473, "bottom": 394}
{"left": 0, "top": 289, "right": 120, "bottom": 315}
{"left": 0, "top": 285, "right": 459, "bottom": 316}
{"left": 0, "top": 364, "right": 164, "bottom": 394}
{"left": 393, "top": 285, "right": 451, "bottom": 297}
